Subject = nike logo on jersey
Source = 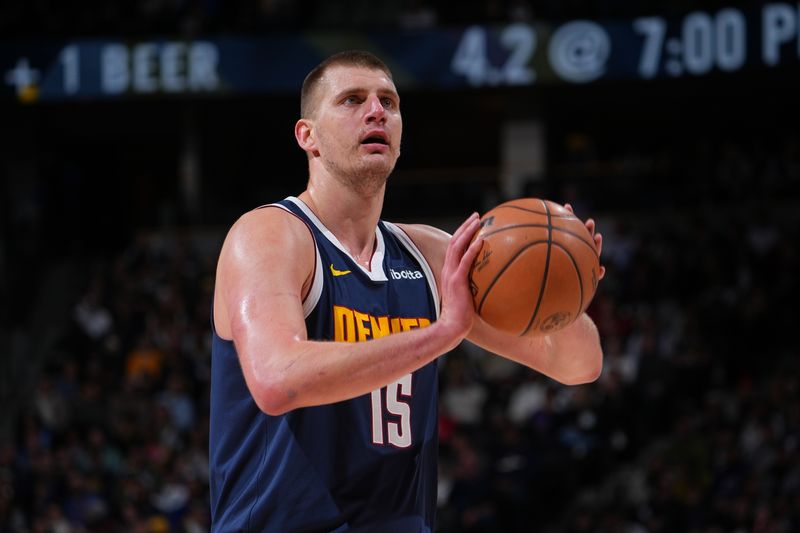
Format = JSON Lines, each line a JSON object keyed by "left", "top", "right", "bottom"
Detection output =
{"left": 330, "top": 264, "right": 352, "bottom": 277}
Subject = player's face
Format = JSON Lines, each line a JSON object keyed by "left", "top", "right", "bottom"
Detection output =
{"left": 311, "top": 65, "right": 402, "bottom": 193}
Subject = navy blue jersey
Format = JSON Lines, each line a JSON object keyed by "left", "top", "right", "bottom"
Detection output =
{"left": 209, "top": 197, "right": 441, "bottom": 532}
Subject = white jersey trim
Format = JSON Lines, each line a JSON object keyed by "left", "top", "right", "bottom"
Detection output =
{"left": 382, "top": 221, "right": 441, "bottom": 319}
{"left": 285, "top": 196, "right": 389, "bottom": 282}
{"left": 270, "top": 203, "right": 323, "bottom": 318}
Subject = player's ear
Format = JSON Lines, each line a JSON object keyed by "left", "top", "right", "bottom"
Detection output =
{"left": 295, "top": 119, "right": 319, "bottom": 157}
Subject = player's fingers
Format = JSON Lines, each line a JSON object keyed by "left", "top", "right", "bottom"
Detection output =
{"left": 457, "top": 232, "right": 484, "bottom": 277}
{"left": 448, "top": 213, "right": 478, "bottom": 246}
{"left": 595, "top": 231, "right": 605, "bottom": 280}
{"left": 585, "top": 218, "right": 596, "bottom": 236}
{"left": 451, "top": 214, "right": 480, "bottom": 253}
{"left": 445, "top": 214, "right": 480, "bottom": 269}
{"left": 564, "top": 203, "right": 574, "bottom": 214}
{"left": 462, "top": 212, "right": 480, "bottom": 236}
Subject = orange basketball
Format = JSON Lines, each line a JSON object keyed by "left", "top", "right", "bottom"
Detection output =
{"left": 468, "top": 198, "right": 600, "bottom": 336}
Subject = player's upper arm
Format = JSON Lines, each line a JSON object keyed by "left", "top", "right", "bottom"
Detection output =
{"left": 213, "top": 206, "right": 316, "bottom": 411}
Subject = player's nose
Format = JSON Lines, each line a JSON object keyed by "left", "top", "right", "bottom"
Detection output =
{"left": 364, "top": 95, "right": 386, "bottom": 123}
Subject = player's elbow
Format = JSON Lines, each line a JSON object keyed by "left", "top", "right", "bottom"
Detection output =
{"left": 234, "top": 332, "right": 301, "bottom": 416}
{"left": 240, "top": 355, "right": 299, "bottom": 415}
{"left": 562, "top": 366, "right": 602, "bottom": 386}
{"left": 250, "top": 377, "right": 298, "bottom": 416}
{"left": 560, "top": 353, "right": 603, "bottom": 385}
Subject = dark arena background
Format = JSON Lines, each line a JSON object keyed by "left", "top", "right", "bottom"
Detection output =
{"left": 2, "top": 1, "right": 800, "bottom": 531}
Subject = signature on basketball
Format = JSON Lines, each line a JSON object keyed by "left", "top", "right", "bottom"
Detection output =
{"left": 474, "top": 244, "right": 493, "bottom": 272}
{"left": 539, "top": 312, "right": 571, "bottom": 332}
{"left": 479, "top": 215, "right": 495, "bottom": 229}
{"left": 469, "top": 281, "right": 479, "bottom": 297}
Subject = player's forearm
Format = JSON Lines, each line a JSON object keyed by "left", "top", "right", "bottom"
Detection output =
{"left": 469, "top": 313, "right": 602, "bottom": 385}
{"left": 540, "top": 313, "right": 603, "bottom": 384}
{"left": 240, "top": 320, "right": 461, "bottom": 415}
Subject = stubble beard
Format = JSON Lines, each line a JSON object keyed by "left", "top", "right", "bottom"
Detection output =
{"left": 326, "top": 152, "right": 397, "bottom": 197}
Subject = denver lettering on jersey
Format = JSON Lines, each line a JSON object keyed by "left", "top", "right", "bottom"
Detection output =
{"left": 333, "top": 305, "right": 432, "bottom": 343}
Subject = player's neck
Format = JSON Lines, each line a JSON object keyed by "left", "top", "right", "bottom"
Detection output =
{"left": 299, "top": 178, "right": 384, "bottom": 268}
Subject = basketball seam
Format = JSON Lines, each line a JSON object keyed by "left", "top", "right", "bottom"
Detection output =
{"left": 476, "top": 239, "right": 552, "bottom": 316}
{"left": 522, "top": 200, "right": 552, "bottom": 336}
{"left": 482, "top": 224, "right": 597, "bottom": 256}
{"left": 496, "top": 204, "right": 575, "bottom": 218}
{"left": 552, "top": 242, "right": 584, "bottom": 321}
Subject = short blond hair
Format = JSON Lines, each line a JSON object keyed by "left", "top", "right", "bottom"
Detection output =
{"left": 300, "top": 50, "right": 393, "bottom": 118}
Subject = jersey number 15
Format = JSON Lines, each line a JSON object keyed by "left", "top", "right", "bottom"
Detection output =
{"left": 370, "top": 373, "right": 412, "bottom": 448}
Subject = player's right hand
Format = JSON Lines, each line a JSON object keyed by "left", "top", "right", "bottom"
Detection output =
{"left": 435, "top": 213, "right": 483, "bottom": 350}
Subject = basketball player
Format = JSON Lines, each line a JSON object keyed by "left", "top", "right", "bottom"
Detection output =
{"left": 209, "top": 51, "right": 605, "bottom": 532}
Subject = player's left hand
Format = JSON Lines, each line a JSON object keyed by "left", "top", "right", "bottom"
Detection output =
{"left": 565, "top": 203, "right": 606, "bottom": 281}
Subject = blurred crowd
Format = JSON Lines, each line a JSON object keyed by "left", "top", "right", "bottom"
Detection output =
{"left": 2, "top": 130, "right": 799, "bottom": 532}
{"left": 0, "top": 0, "right": 754, "bottom": 38}
{"left": 1, "top": 235, "right": 216, "bottom": 532}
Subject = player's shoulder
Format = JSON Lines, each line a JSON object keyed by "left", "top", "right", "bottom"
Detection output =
{"left": 391, "top": 222, "right": 451, "bottom": 273}
{"left": 221, "top": 202, "right": 314, "bottom": 263}
{"left": 393, "top": 222, "right": 451, "bottom": 245}
{"left": 231, "top": 203, "right": 311, "bottom": 241}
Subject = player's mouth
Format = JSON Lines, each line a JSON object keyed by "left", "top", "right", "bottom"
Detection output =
{"left": 360, "top": 131, "right": 390, "bottom": 152}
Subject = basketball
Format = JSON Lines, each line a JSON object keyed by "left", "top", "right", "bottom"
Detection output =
{"left": 468, "top": 198, "right": 600, "bottom": 336}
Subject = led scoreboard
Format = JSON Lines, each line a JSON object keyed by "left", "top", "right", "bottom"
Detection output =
{"left": 3, "top": 3, "right": 799, "bottom": 102}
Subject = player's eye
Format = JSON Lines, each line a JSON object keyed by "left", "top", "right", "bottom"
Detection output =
{"left": 381, "top": 97, "right": 394, "bottom": 109}
{"left": 344, "top": 95, "right": 361, "bottom": 105}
